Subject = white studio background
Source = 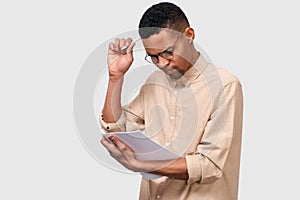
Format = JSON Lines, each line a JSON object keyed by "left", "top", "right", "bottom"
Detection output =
{"left": 1, "top": 0, "right": 299, "bottom": 199}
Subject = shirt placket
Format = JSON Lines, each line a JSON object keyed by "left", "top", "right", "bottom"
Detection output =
{"left": 165, "top": 88, "right": 179, "bottom": 146}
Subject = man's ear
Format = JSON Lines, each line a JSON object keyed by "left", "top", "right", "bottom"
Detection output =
{"left": 183, "top": 27, "right": 195, "bottom": 41}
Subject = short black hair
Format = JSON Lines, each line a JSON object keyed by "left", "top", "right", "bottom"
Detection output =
{"left": 138, "top": 2, "right": 190, "bottom": 39}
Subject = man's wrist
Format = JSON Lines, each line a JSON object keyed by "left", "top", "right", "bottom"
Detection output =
{"left": 133, "top": 159, "right": 162, "bottom": 173}
{"left": 131, "top": 159, "right": 149, "bottom": 173}
{"left": 109, "top": 74, "right": 124, "bottom": 83}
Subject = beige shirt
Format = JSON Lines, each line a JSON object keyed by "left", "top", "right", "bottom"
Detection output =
{"left": 100, "top": 55, "right": 243, "bottom": 200}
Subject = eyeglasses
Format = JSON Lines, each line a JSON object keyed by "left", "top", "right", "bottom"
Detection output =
{"left": 145, "top": 32, "right": 182, "bottom": 64}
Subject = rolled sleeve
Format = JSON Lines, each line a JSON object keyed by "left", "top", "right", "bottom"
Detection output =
{"left": 99, "top": 108, "right": 145, "bottom": 133}
{"left": 185, "top": 154, "right": 223, "bottom": 184}
{"left": 99, "top": 110, "right": 126, "bottom": 132}
{"left": 185, "top": 154, "right": 202, "bottom": 184}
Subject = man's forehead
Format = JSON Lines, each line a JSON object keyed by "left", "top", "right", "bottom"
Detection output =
{"left": 142, "top": 29, "right": 178, "bottom": 52}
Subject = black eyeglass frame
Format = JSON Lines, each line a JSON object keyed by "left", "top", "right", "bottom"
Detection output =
{"left": 144, "top": 32, "right": 182, "bottom": 64}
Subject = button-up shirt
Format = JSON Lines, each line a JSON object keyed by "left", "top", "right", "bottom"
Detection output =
{"left": 100, "top": 54, "right": 243, "bottom": 200}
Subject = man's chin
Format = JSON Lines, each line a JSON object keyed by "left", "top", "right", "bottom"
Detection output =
{"left": 168, "top": 71, "right": 183, "bottom": 80}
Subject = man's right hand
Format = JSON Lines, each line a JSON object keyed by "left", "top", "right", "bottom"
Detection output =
{"left": 107, "top": 37, "right": 135, "bottom": 80}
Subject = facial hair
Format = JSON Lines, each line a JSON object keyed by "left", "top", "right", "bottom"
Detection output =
{"left": 162, "top": 67, "right": 184, "bottom": 80}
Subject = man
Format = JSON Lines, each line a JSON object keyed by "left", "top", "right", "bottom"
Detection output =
{"left": 100, "top": 2, "right": 243, "bottom": 200}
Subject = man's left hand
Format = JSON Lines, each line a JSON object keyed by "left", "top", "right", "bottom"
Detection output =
{"left": 101, "top": 135, "right": 140, "bottom": 172}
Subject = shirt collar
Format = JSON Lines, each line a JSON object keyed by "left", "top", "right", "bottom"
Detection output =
{"left": 183, "top": 53, "right": 208, "bottom": 85}
{"left": 166, "top": 53, "right": 208, "bottom": 88}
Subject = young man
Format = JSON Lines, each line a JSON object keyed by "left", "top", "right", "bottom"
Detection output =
{"left": 100, "top": 2, "right": 243, "bottom": 199}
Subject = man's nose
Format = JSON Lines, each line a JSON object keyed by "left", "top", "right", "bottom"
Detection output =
{"left": 156, "top": 56, "right": 170, "bottom": 68}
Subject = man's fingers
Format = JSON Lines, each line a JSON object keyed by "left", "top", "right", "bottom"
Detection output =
{"left": 125, "top": 37, "right": 133, "bottom": 47}
{"left": 126, "top": 41, "right": 135, "bottom": 54}
{"left": 109, "top": 135, "right": 133, "bottom": 152}
{"left": 114, "top": 38, "right": 120, "bottom": 51}
{"left": 123, "top": 37, "right": 133, "bottom": 53}
{"left": 101, "top": 136, "right": 117, "bottom": 152}
{"left": 108, "top": 42, "right": 115, "bottom": 51}
{"left": 101, "top": 136, "right": 123, "bottom": 157}
{"left": 119, "top": 38, "right": 126, "bottom": 49}
{"left": 109, "top": 37, "right": 135, "bottom": 55}
{"left": 109, "top": 135, "right": 125, "bottom": 149}
{"left": 101, "top": 136, "right": 114, "bottom": 148}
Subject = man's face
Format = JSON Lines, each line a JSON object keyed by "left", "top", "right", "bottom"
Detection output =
{"left": 142, "top": 29, "right": 193, "bottom": 80}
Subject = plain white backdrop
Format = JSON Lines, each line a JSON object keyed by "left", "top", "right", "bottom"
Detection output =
{"left": 1, "top": 0, "right": 300, "bottom": 199}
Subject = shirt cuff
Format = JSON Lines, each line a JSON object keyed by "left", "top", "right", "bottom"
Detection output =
{"left": 99, "top": 111, "right": 126, "bottom": 132}
{"left": 185, "top": 154, "right": 202, "bottom": 184}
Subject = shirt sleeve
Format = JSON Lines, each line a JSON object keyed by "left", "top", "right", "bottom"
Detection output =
{"left": 99, "top": 110, "right": 126, "bottom": 132}
{"left": 185, "top": 81, "right": 243, "bottom": 184}
{"left": 99, "top": 86, "right": 146, "bottom": 133}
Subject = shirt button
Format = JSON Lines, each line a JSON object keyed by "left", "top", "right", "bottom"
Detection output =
{"left": 157, "top": 195, "right": 161, "bottom": 199}
{"left": 170, "top": 116, "right": 175, "bottom": 120}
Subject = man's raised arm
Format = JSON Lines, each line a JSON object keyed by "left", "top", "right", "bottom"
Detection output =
{"left": 102, "top": 38, "right": 135, "bottom": 123}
